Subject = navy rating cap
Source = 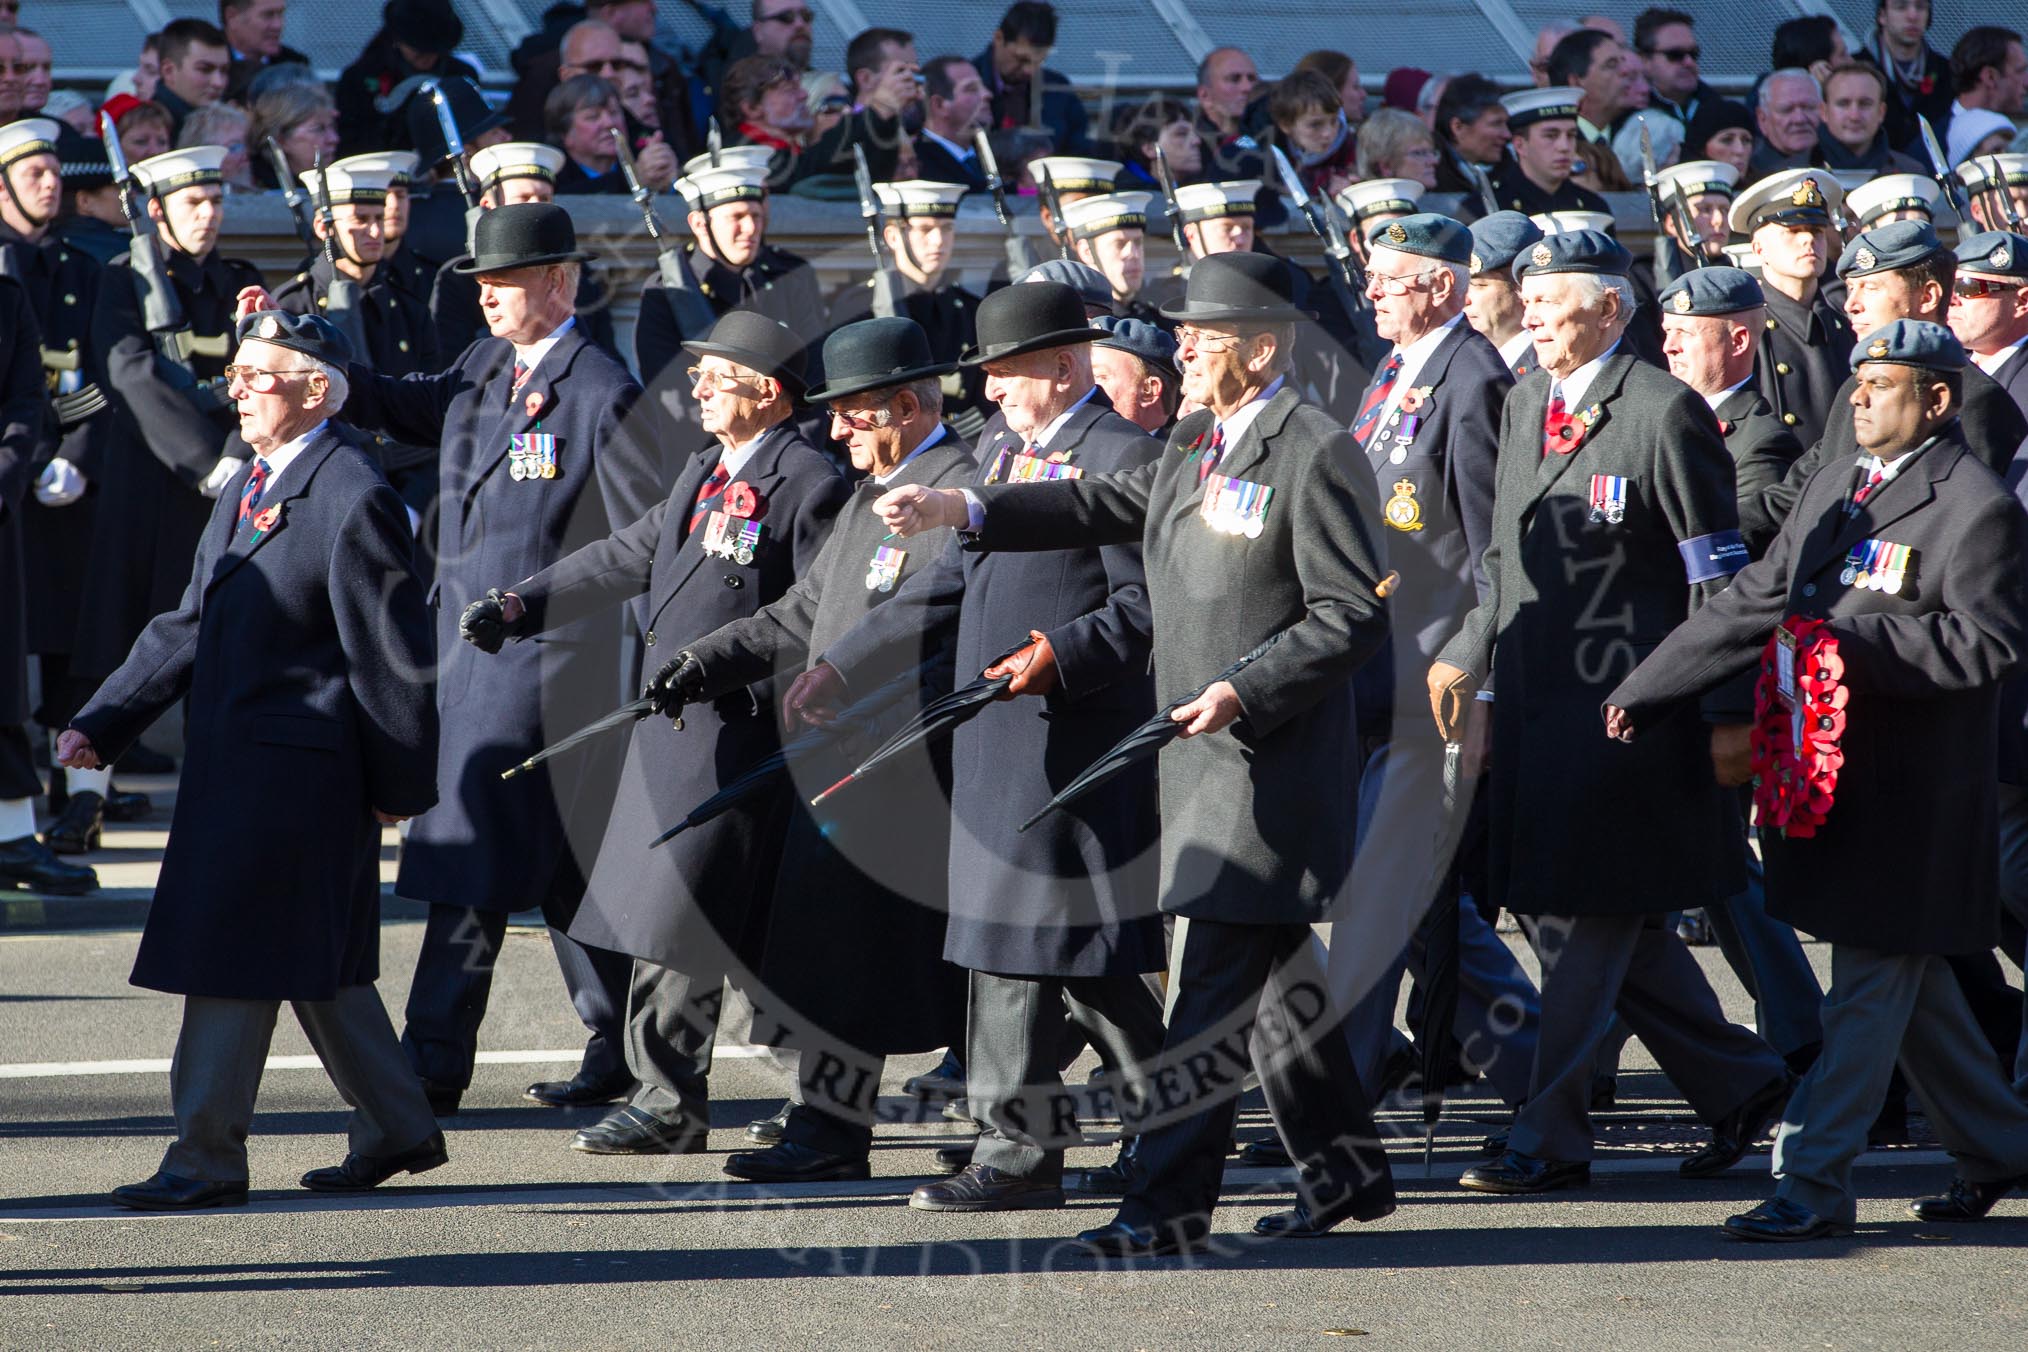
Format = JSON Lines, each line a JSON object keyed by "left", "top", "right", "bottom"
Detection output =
{"left": 1511, "top": 228, "right": 1632, "bottom": 281}
{"left": 1367, "top": 212, "right": 1472, "bottom": 265}
{"left": 1837, "top": 219, "right": 1945, "bottom": 279}
{"left": 1658, "top": 266, "right": 1766, "bottom": 317}
{"left": 1850, "top": 318, "right": 1967, "bottom": 372}
{"left": 1466, "top": 211, "right": 1544, "bottom": 276}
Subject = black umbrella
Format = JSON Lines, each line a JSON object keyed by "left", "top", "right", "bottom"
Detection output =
{"left": 647, "top": 662, "right": 934, "bottom": 847}
{"left": 806, "top": 639, "right": 1031, "bottom": 807}
{"left": 1016, "top": 633, "right": 1285, "bottom": 834}
{"left": 499, "top": 694, "right": 674, "bottom": 781}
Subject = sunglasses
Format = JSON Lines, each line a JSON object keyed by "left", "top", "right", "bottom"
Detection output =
{"left": 1954, "top": 276, "right": 2022, "bottom": 299}
{"left": 1642, "top": 46, "right": 1701, "bottom": 62}
{"left": 224, "top": 365, "right": 320, "bottom": 394}
{"left": 758, "top": 7, "right": 814, "bottom": 23}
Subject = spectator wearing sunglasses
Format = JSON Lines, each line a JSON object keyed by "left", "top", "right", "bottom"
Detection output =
{"left": 1633, "top": 8, "right": 1716, "bottom": 131}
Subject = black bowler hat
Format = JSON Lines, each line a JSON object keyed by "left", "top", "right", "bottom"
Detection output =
{"left": 454, "top": 203, "right": 593, "bottom": 274}
{"left": 407, "top": 76, "right": 508, "bottom": 165}
{"left": 682, "top": 311, "right": 808, "bottom": 394}
{"left": 236, "top": 309, "right": 356, "bottom": 368}
{"left": 1157, "top": 252, "right": 1315, "bottom": 324}
{"left": 804, "top": 317, "right": 955, "bottom": 402}
{"left": 959, "top": 282, "right": 1100, "bottom": 367}
{"left": 384, "top": 0, "right": 465, "bottom": 55}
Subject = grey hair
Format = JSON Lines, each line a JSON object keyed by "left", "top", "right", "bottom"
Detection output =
{"left": 278, "top": 346, "right": 350, "bottom": 409}
{"left": 899, "top": 375, "right": 943, "bottom": 416}
{"left": 1561, "top": 272, "right": 1635, "bottom": 324}
{"left": 1759, "top": 68, "right": 1822, "bottom": 108}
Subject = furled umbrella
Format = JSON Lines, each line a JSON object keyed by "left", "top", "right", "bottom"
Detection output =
{"left": 500, "top": 694, "right": 670, "bottom": 782}
{"left": 806, "top": 640, "right": 1031, "bottom": 807}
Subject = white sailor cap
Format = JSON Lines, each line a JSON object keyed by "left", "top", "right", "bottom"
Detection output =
{"left": 1653, "top": 158, "right": 1739, "bottom": 204}
{"left": 1031, "top": 156, "right": 1123, "bottom": 195}
{"left": 1844, "top": 173, "right": 1940, "bottom": 227}
{"left": 1531, "top": 210, "right": 1615, "bottom": 235}
{"left": 300, "top": 162, "right": 401, "bottom": 207}
{"left": 1501, "top": 86, "right": 1581, "bottom": 131}
{"left": 131, "top": 145, "right": 229, "bottom": 196}
{"left": 1721, "top": 242, "right": 1764, "bottom": 276}
{"left": 1958, "top": 153, "right": 2028, "bottom": 193}
{"left": 1335, "top": 177, "right": 1424, "bottom": 223}
{"left": 682, "top": 145, "right": 776, "bottom": 179}
{"left": 1172, "top": 179, "right": 1261, "bottom": 224}
{"left": 333, "top": 151, "right": 421, "bottom": 187}
{"left": 677, "top": 164, "right": 769, "bottom": 210}
{"left": 1728, "top": 167, "right": 1844, "bottom": 234}
{"left": 0, "top": 117, "right": 62, "bottom": 169}
{"left": 470, "top": 141, "right": 564, "bottom": 192}
{"left": 873, "top": 179, "right": 967, "bottom": 219}
{"left": 1060, "top": 190, "right": 1152, "bottom": 239}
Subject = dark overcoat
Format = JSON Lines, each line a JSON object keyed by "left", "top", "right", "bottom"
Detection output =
{"left": 1612, "top": 425, "right": 2028, "bottom": 954}
{"left": 73, "top": 247, "right": 259, "bottom": 680}
{"left": 1437, "top": 351, "right": 1748, "bottom": 916}
{"left": 972, "top": 384, "right": 1392, "bottom": 926}
{"left": 340, "top": 324, "right": 664, "bottom": 917}
{"left": 1756, "top": 285, "right": 1854, "bottom": 450}
{"left": 829, "top": 399, "right": 1165, "bottom": 977}
{"left": 71, "top": 427, "right": 438, "bottom": 999}
{"left": 682, "top": 436, "right": 976, "bottom": 1052}
{"left": 1714, "top": 381, "right": 1804, "bottom": 556}
{"left": 0, "top": 280, "right": 41, "bottom": 725}
{"left": 507, "top": 421, "right": 848, "bottom": 968}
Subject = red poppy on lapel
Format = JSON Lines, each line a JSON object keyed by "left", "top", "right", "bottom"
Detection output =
{"left": 724, "top": 480, "right": 766, "bottom": 519}
{"left": 524, "top": 390, "right": 546, "bottom": 420}
{"left": 251, "top": 504, "right": 282, "bottom": 541}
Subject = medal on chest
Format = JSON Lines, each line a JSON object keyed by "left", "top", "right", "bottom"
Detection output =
{"left": 1587, "top": 474, "right": 1628, "bottom": 524}
{"left": 509, "top": 432, "right": 558, "bottom": 481}
{"left": 1838, "top": 538, "right": 1913, "bottom": 595}
{"left": 985, "top": 447, "right": 1085, "bottom": 484}
{"left": 865, "top": 544, "right": 907, "bottom": 592}
{"left": 702, "top": 511, "right": 764, "bottom": 565}
{"left": 1198, "top": 473, "right": 1273, "bottom": 538}
{"left": 1384, "top": 478, "right": 1424, "bottom": 532}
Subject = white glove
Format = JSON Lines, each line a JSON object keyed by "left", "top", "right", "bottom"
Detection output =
{"left": 33, "top": 458, "right": 86, "bottom": 506}
{"left": 200, "top": 455, "right": 245, "bottom": 499}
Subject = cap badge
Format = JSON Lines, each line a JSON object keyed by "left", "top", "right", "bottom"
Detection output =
{"left": 258, "top": 316, "right": 281, "bottom": 339}
{"left": 1386, "top": 221, "right": 1408, "bottom": 245}
{"left": 1793, "top": 178, "right": 1823, "bottom": 208}
{"left": 1995, "top": 243, "right": 2014, "bottom": 270}
{"left": 1854, "top": 246, "right": 1877, "bottom": 271}
{"left": 1469, "top": 251, "right": 1483, "bottom": 272}
{"left": 1672, "top": 290, "right": 1693, "bottom": 313}
{"left": 1868, "top": 338, "right": 1890, "bottom": 359}
{"left": 1531, "top": 242, "right": 1553, "bottom": 267}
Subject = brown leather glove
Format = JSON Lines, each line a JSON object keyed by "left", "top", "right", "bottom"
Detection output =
{"left": 1427, "top": 660, "right": 1476, "bottom": 742}
{"left": 1710, "top": 722, "right": 1753, "bottom": 787}
{"left": 983, "top": 630, "right": 1061, "bottom": 699}
{"left": 781, "top": 661, "right": 847, "bottom": 729}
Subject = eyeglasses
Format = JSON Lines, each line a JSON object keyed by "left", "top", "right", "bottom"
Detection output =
{"left": 1639, "top": 45, "right": 1700, "bottom": 62}
{"left": 686, "top": 365, "right": 760, "bottom": 393}
{"left": 1173, "top": 326, "right": 1244, "bottom": 353}
{"left": 1954, "top": 276, "right": 2022, "bottom": 299}
{"left": 224, "top": 365, "right": 320, "bottom": 393}
{"left": 1365, "top": 268, "right": 1439, "bottom": 297}
{"left": 829, "top": 405, "right": 893, "bottom": 431}
{"left": 757, "top": 7, "right": 814, "bottom": 24}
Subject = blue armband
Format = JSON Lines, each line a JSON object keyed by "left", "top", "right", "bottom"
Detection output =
{"left": 1678, "top": 531, "right": 1749, "bottom": 584}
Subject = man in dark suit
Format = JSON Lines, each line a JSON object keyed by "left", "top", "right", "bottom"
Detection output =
{"left": 1428, "top": 230, "right": 1791, "bottom": 1196}
{"left": 460, "top": 311, "right": 846, "bottom": 1154}
{"left": 1608, "top": 321, "right": 2028, "bottom": 1241}
{"left": 789, "top": 287, "right": 1165, "bottom": 1207}
{"left": 876, "top": 253, "right": 1399, "bottom": 1253}
{"left": 60, "top": 311, "right": 443, "bottom": 1210}
{"left": 1950, "top": 230, "right": 2028, "bottom": 415}
{"left": 1734, "top": 169, "right": 1855, "bottom": 448}
{"left": 219, "top": 0, "right": 310, "bottom": 103}
{"left": 915, "top": 56, "right": 990, "bottom": 192}
{"left": 269, "top": 204, "right": 665, "bottom": 1116}
{"left": 620, "top": 317, "right": 970, "bottom": 1180}
{"left": 975, "top": 2, "right": 1091, "bottom": 157}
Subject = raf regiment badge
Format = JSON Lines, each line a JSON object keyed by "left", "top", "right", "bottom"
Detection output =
{"left": 1854, "top": 246, "right": 1877, "bottom": 271}
{"left": 1995, "top": 243, "right": 2014, "bottom": 269}
{"left": 1673, "top": 290, "right": 1693, "bottom": 313}
{"left": 1531, "top": 243, "right": 1553, "bottom": 267}
{"left": 703, "top": 511, "right": 763, "bottom": 565}
{"left": 865, "top": 544, "right": 906, "bottom": 592}
{"left": 1470, "top": 251, "right": 1483, "bottom": 272}
{"left": 1386, "top": 221, "right": 1408, "bottom": 245}
{"left": 1588, "top": 473, "right": 1628, "bottom": 524}
{"left": 1384, "top": 479, "right": 1424, "bottom": 532}
{"left": 1868, "top": 337, "right": 1890, "bottom": 359}
{"left": 258, "top": 315, "right": 282, "bottom": 340}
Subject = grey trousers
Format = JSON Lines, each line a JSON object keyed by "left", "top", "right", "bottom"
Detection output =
{"left": 1775, "top": 945, "right": 2028, "bottom": 1224}
{"left": 967, "top": 968, "right": 1168, "bottom": 1181}
{"left": 1509, "top": 912, "right": 1785, "bottom": 1161}
{"left": 624, "top": 957, "right": 722, "bottom": 1126}
{"left": 163, "top": 985, "right": 439, "bottom": 1183}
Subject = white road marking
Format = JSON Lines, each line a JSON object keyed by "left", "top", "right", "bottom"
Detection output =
{"left": 0, "top": 1045, "right": 770, "bottom": 1079}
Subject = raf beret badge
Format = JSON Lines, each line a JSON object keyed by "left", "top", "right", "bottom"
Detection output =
{"left": 1673, "top": 290, "right": 1693, "bottom": 313}
{"left": 1995, "top": 243, "right": 2015, "bottom": 270}
{"left": 1531, "top": 242, "right": 1553, "bottom": 267}
{"left": 1854, "top": 246, "right": 1877, "bottom": 271}
{"left": 1386, "top": 221, "right": 1408, "bottom": 245}
{"left": 258, "top": 315, "right": 282, "bottom": 340}
{"left": 1868, "top": 337, "right": 1890, "bottom": 359}
{"left": 1469, "top": 251, "right": 1483, "bottom": 272}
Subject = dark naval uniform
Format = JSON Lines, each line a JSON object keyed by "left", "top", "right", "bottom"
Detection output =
{"left": 824, "top": 396, "right": 1167, "bottom": 1175}
{"left": 1756, "top": 285, "right": 1854, "bottom": 449}
{"left": 339, "top": 319, "right": 665, "bottom": 1103}
{"left": 53, "top": 215, "right": 127, "bottom": 267}
{"left": 74, "top": 246, "right": 260, "bottom": 682}
{"left": 1486, "top": 159, "right": 1609, "bottom": 217}
{"left": 0, "top": 280, "right": 43, "bottom": 798}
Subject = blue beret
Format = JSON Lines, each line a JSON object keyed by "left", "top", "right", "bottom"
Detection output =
{"left": 1510, "top": 228, "right": 1632, "bottom": 281}
{"left": 1018, "top": 258, "right": 1114, "bottom": 313}
{"left": 1836, "top": 219, "right": 1945, "bottom": 279}
{"left": 1091, "top": 315, "right": 1179, "bottom": 379}
{"left": 1467, "top": 211, "right": 1543, "bottom": 276}
{"left": 1367, "top": 211, "right": 1472, "bottom": 265}
{"left": 1954, "top": 230, "right": 2028, "bottom": 279}
{"left": 1657, "top": 266, "right": 1765, "bottom": 317}
{"left": 234, "top": 308, "right": 356, "bottom": 368}
{"left": 1850, "top": 319, "right": 1967, "bottom": 372}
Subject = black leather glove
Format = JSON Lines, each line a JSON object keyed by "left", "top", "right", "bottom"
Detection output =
{"left": 643, "top": 651, "right": 706, "bottom": 719}
{"left": 459, "top": 588, "right": 516, "bottom": 654}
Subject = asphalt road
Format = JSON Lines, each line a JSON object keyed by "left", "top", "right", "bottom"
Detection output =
{"left": 6, "top": 894, "right": 2028, "bottom": 1352}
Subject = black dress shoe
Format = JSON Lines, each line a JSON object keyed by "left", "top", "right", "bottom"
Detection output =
{"left": 723, "top": 1140, "right": 870, "bottom": 1183}
{"left": 524, "top": 1072, "right": 634, "bottom": 1107}
{"left": 1722, "top": 1196, "right": 1853, "bottom": 1242}
{"left": 116, "top": 740, "right": 175, "bottom": 774}
{"left": 1480, "top": 1128, "right": 1510, "bottom": 1157}
{"left": 1235, "top": 1136, "right": 1294, "bottom": 1169}
{"left": 1458, "top": 1150, "right": 1590, "bottom": 1195}
{"left": 1681, "top": 1073, "right": 1793, "bottom": 1178}
{"left": 0, "top": 834, "right": 97, "bottom": 895}
{"left": 102, "top": 788, "right": 153, "bottom": 822}
{"left": 910, "top": 1164, "right": 1064, "bottom": 1212}
{"left": 1907, "top": 1173, "right": 2028, "bottom": 1221}
{"left": 1253, "top": 1203, "right": 1344, "bottom": 1238}
{"left": 111, "top": 1171, "right": 249, "bottom": 1211}
{"left": 420, "top": 1080, "right": 462, "bottom": 1116}
{"left": 931, "top": 1141, "right": 975, "bottom": 1176}
{"left": 301, "top": 1132, "right": 449, "bottom": 1191}
{"left": 746, "top": 1100, "right": 791, "bottom": 1144}
{"left": 570, "top": 1105, "right": 708, "bottom": 1155}
{"left": 903, "top": 1050, "right": 966, "bottom": 1099}
{"left": 39, "top": 792, "right": 102, "bottom": 855}
{"left": 1074, "top": 1217, "right": 1206, "bottom": 1258}
{"left": 1069, "top": 1150, "right": 1140, "bottom": 1196}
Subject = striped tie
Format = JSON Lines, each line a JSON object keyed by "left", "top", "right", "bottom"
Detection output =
{"left": 237, "top": 457, "right": 271, "bottom": 530}
{"left": 1350, "top": 353, "right": 1403, "bottom": 445}
{"left": 1196, "top": 425, "right": 1227, "bottom": 484}
{"left": 1850, "top": 465, "right": 1886, "bottom": 513}
{"left": 509, "top": 360, "right": 531, "bottom": 403}
{"left": 689, "top": 460, "right": 730, "bottom": 533}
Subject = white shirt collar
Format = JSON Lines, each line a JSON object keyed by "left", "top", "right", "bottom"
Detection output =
{"left": 1702, "top": 375, "right": 1754, "bottom": 412}
{"left": 1388, "top": 314, "right": 1463, "bottom": 393}
{"left": 1972, "top": 332, "right": 2028, "bottom": 376}
{"left": 712, "top": 421, "right": 779, "bottom": 480}
{"left": 1550, "top": 339, "right": 1622, "bottom": 411}
{"left": 920, "top": 128, "right": 976, "bottom": 163}
{"left": 1498, "top": 330, "right": 1534, "bottom": 369}
{"left": 511, "top": 316, "right": 577, "bottom": 376}
{"left": 1028, "top": 385, "right": 1100, "bottom": 451}
{"left": 255, "top": 419, "right": 328, "bottom": 493}
{"left": 1214, "top": 375, "right": 1287, "bottom": 448}
{"left": 873, "top": 422, "right": 947, "bottom": 484}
